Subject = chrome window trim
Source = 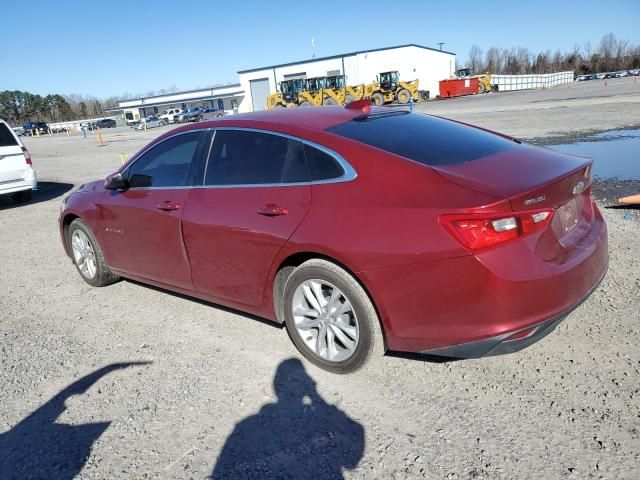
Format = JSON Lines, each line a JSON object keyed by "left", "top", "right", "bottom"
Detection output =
{"left": 201, "top": 129, "right": 216, "bottom": 185}
{"left": 198, "top": 126, "right": 357, "bottom": 189}
{"left": 123, "top": 126, "right": 357, "bottom": 191}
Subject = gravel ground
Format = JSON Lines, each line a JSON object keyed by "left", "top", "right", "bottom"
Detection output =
{"left": 1, "top": 96, "right": 639, "bottom": 479}
{"left": 415, "top": 77, "right": 640, "bottom": 141}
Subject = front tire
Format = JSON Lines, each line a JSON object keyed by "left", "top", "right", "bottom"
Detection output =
{"left": 371, "top": 92, "right": 385, "bottom": 106}
{"left": 397, "top": 89, "right": 411, "bottom": 104}
{"left": 283, "top": 259, "right": 384, "bottom": 374}
{"left": 67, "top": 219, "right": 120, "bottom": 287}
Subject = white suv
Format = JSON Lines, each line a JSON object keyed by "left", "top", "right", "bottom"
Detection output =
{"left": 0, "top": 118, "right": 37, "bottom": 203}
{"left": 159, "top": 108, "right": 183, "bottom": 123}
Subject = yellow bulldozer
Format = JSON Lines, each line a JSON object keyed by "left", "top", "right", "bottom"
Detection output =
{"left": 364, "top": 71, "right": 422, "bottom": 105}
{"left": 456, "top": 68, "right": 492, "bottom": 94}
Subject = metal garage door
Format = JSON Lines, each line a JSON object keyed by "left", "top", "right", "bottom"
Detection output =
{"left": 250, "top": 78, "right": 270, "bottom": 111}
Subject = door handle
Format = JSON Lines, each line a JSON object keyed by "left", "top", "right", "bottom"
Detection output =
{"left": 257, "top": 204, "right": 289, "bottom": 216}
{"left": 156, "top": 201, "right": 181, "bottom": 211}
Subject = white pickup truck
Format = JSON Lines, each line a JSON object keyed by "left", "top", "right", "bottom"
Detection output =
{"left": 159, "top": 108, "right": 183, "bottom": 124}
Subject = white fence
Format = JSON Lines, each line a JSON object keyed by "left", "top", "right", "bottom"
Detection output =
{"left": 491, "top": 71, "right": 574, "bottom": 91}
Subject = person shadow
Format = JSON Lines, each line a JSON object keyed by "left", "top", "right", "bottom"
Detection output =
{"left": 0, "top": 361, "right": 149, "bottom": 480}
{"left": 211, "top": 358, "right": 364, "bottom": 479}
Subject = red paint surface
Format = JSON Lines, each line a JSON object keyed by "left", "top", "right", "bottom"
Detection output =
{"left": 60, "top": 107, "right": 608, "bottom": 354}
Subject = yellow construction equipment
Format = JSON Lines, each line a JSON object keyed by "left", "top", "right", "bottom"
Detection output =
{"left": 363, "top": 71, "right": 421, "bottom": 105}
{"left": 266, "top": 78, "right": 305, "bottom": 109}
{"left": 456, "top": 68, "right": 492, "bottom": 94}
{"left": 266, "top": 71, "right": 424, "bottom": 109}
{"left": 298, "top": 77, "right": 327, "bottom": 107}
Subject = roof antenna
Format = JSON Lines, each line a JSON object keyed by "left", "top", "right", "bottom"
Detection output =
{"left": 311, "top": 37, "right": 316, "bottom": 59}
{"left": 437, "top": 42, "right": 444, "bottom": 51}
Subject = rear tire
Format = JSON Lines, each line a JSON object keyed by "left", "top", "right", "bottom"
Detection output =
{"left": 345, "top": 94, "right": 356, "bottom": 104}
{"left": 323, "top": 98, "right": 339, "bottom": 106}
{"left": 11, "top": 190, "right": 32, "bottom": 203}
{"left": 283, "top": 259, "right": 384, "bottom": 374}
{"left": 371, "top": 93, "right": 384, "bottom": 106}
{"left": 67, "top": 219, "right": 120, "bottom": 287}
{"left": 298, "top": 101, "right": 313, "bottom": 107}
{"left": 397, "top": 89, "right": 411, "bottom": 104}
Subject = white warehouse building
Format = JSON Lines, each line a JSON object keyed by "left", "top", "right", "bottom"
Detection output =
{"left": 238, "top": 44, "right": 455, "bottom": 112}
{"left": 107, "top": 43, "right": 455, "bottom": 119}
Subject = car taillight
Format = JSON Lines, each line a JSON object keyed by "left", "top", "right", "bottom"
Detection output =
{"left": 21, "top": 146, "right": 32, "bottom": 165}
{"left": 440, "top": 209, "right": 554, "bottom": 252}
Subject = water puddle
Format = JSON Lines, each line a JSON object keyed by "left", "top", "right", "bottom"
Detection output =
{"left": 547, "top": 129, "right": 640, "bottom": 180}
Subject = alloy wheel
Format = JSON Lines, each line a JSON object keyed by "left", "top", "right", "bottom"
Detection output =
{"left": 291, "top": 279, "right": 359, "bottom": 362}
{"left": 71, "top": 229, "right": 97, "bottom": 279}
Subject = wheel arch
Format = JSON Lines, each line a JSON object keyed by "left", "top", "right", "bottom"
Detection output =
{"left": 269, "top": 250, "right": 389, "bottom": 350}
{"left": 61, "top": 213, "right": 80, "bottom": 256}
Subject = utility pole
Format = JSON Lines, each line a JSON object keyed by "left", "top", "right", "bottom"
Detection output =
{"left": 437, "top": 42, "right": 444, "bottom": 51}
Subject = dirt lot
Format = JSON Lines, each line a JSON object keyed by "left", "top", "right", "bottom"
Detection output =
{"left": 416, "top": 76, "right": 640, "bottom": 141}
{"left": 1, "top": 86, "right": 639, "bottom": 479}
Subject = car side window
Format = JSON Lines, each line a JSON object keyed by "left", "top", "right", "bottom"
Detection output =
{"left": 303, "top": 144, "right": 345, "bottom": 181}
{"left": 126, "top": 132, "right": 202, "bottom": 188}
{"left": 205, "top": 130, "right": 308, "bottom": 185}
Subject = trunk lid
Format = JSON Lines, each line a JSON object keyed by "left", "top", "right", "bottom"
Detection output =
{"left": 430, "top": 144, "right": 591, "bottom": 210}
{"left": 432, "top": 143, "right": 595, "bottom": 256}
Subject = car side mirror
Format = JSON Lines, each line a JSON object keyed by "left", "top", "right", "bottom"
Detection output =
{"left": 105, "top": 173, "right": 128, "bottom": 191}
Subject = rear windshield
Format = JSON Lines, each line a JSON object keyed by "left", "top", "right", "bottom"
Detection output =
{"left": 0, "top": 123, "right": 18, "bottom": 147}
{"left": 325, "top": 112, "right": 516, "bottom": 166}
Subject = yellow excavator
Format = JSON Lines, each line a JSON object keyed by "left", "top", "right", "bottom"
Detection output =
{"left": 456, "top": 68, "right": 492, "bottom": 94}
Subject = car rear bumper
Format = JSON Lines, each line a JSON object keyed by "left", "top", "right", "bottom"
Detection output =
{"left": 359, "top": 204, "right": 608, "bottom": 355}
{"left": 0, "top": 167, "right": 37, "bottom": 196}
{"left": 420, "top": 263, "right": 607, "bottom": 358}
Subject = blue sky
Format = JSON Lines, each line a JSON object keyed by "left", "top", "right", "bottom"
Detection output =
{"left": 2, "top": 0, "right": 637, "bottom": 99}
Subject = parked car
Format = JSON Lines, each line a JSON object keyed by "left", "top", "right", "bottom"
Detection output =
{"left": 604, "top": 72, "right": 616, "bottom": 79}
{"left": 159, "top": 108, "right": 183, "bottom": 124}
{"left": 615, "top": 70, "right": 628, "bottom": 78}
{"left": 23, "top": 121, "right": 49, "bottom": 135}
{"left": 12, "top": 126, "right": 25, "bottom": 136}
{"left": 176, "top": 107, "right": 203, "bottom": 123}
{"left": 596, "top": 73, "right": 606, "bottom": 79}
{"left": 59, "top": 103, "right": 608, "bottom": 373}
{"left": 135, "top": 116, "right": 167, "bottom": 130}
{"left": 95, "top": 119, "right": 117, "bottom": 128}
{"left": 0, "top": 118, "right": 37, "bottom": 203}
{"left": 202, "top": 109, "right": 226, "bottom": 120}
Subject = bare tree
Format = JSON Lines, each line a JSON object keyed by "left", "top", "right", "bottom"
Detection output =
{"left": 485, "top": 47, "right": 502, "bottom": 74}
{"left": 599, "top": 33, "right": 617, "bottom": 70}
{"left": 467, "top": 44, "right": 484, "bottom": 72}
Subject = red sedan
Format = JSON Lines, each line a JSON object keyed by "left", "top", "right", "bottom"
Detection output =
{"left": 59, "top": 102, "right": 608, "bottom": 373}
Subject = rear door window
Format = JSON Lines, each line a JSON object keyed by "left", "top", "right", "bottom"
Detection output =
{"left": 205, "top": 130, "right": 308, "bottom": 185}
{"left": 0, "top": 123, "right": 19, "bottom": 147}
{"left": 326, "top": 112, "right": 516, "bottom": 166}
